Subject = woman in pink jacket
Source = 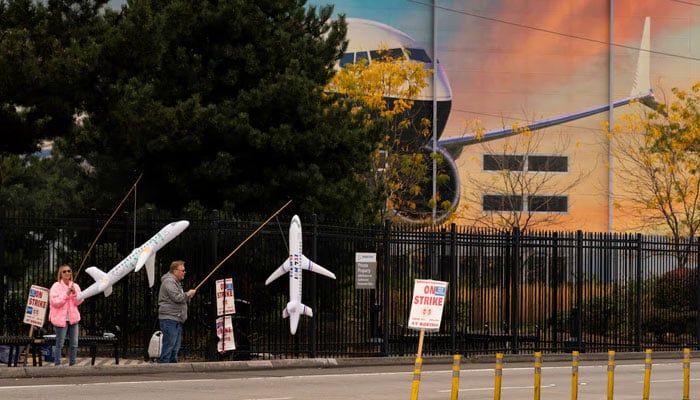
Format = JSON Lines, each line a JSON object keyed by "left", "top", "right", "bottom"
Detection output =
{"left": 49, "top": 264, "right": 84, "bottom": 366}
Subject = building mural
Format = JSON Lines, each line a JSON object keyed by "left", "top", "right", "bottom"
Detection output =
{"left": 309, "top": 0, "right": 700, "bottom": 232}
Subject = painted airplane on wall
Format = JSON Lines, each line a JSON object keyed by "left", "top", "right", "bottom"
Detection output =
{"left": 265, "top": 215, "right": 336, "bottom": 335}
{"left": 341, "top": 17, "right": 653, "bottom": 220}
{"left": 77, "top": 220, "right": 190, "bottom": 300}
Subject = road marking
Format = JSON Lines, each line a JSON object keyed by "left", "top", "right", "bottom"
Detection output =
{"left": 438, "top": 383, "right": 557, "bottom": 393}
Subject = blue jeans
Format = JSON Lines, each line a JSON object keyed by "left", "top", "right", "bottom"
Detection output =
{"left": 54, "top": 322, "right": 79, "bottom": 366}
{"left": 159, "top": 319, "right": 182, "bottom": 363}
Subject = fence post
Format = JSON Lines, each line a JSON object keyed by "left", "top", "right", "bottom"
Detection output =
{"left": 0, "top": 207, "right": 5, "bottom": 332}
{"left": 575, "top": 230, "right": 583, "bottom": 353}
{"left": 310, "top": 213, "right": 318, "bottom": 358}
{"left": 381, "top": 219, "right": 391, "bottom": 355}
{"left": 635, "top": 233, "right": 643, "bottom": 352}
{"left": 552, "top": 232, "right": 559, "bottom": 352}
{"left": 511, "top": 227, "right": 520, "bottom": 354}
{"left": 696, "top": 236, "right": 700, "bottom": 348}
{"left": 120, "top": 211, "right": 131, "bottom": 339}
{"left": 450, "top": 223, "right": 457, "bottom": 353}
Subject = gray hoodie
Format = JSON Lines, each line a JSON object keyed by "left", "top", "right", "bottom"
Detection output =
{"left": 158, "top": 272, "right": 191, "bottom": 323}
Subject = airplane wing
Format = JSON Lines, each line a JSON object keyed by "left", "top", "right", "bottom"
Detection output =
{"left": 85, "top": 266, "right": 107, "bottom": 282}
{"left": 265, "top": 261, "right": 292, "bottom": 285}
{"left": 104, "top": 285, "right": 113, "bottom": 297}
{"left": 134, "top": 246, "right": 154, "bottom": 272}
{"left": 300, "top": 255, "right": 336, "bottom": 280}
{"left": 439, "top": 94, "right": 654, "bottom": 158}
{"left": 439, "top": 16, "right": 654, "bottom": 159}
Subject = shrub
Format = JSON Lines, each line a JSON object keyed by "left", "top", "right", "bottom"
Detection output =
{"left": 641, "top": 307, "right": 697, "bottom": 342}
{"left": 653, "top": 267, "right": 697, "bottom": 310}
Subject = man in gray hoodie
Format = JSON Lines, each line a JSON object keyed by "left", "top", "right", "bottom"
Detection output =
{"left": 158, "top": 260, "right": 196, "bottom": 363}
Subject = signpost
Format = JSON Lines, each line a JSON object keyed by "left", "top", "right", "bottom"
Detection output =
{"left": 408, "top": 279, "right": 448, "bottom": 400}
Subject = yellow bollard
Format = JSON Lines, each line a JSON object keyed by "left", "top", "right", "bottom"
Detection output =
{"left": 683, "top": 348, "right": 690, "bottom": 400}
{"left": 410, "top": 356, "right": 423, "bottom": 400}
{"left": 451, "top": 354, "right": 461, "bottom": 400}
{"left": 642, "top": 349, "right": 652, "bottom": 400}
{"left": 571, "top": 350, "right": 579, "bottom": 400}
{"left": 534, "top": 351, "right": 542, "bottom": 400}
{"left": 607, "top": 350, "right": 615, "bottom": 400}
{"left": 494, "top": 353, "right": 503, "bottom": 400}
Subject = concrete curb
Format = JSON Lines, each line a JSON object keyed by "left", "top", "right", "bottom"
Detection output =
{"left": 1, "top": 351, "right": 697, "bottom": 379}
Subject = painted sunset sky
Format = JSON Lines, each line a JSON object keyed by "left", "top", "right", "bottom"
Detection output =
{"left": 308, "top": 0, "right": 700, "bottom": 139}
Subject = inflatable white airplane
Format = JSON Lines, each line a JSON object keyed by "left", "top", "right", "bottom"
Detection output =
{"left": 77, "top": 220, "right": 190, "bottom": 300}
{"left": 265, "top": 215, "right": 336, "bottom": 335}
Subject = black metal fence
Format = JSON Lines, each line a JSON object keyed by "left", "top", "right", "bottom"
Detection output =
{"left": 1, "top": 209, "right": 698, "bottom": 361}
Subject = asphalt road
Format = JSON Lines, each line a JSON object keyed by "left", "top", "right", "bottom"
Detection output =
{"left": 0, "top": 356, "right": 698, "bottom": 399}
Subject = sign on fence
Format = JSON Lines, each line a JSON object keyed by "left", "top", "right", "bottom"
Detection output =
{"left": 216, "top": 315, "right": 236, "bottom": 353}
{"left": 216, "top": 278, "right": 235, "bottom": 316}
{"left": 355, "top": 252, "right": 377, "bottom": 289}
{"left": 24, "top": 285, "right": 49, "bottom": 327}
{"left": 408, "top": 279, "right": 448, "bottom": 332}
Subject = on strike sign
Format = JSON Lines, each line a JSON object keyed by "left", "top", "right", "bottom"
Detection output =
{"left": 24, "top": 285, "right": 49, "bottom": 327}
{"left": 407, "top": 279, "right": 448, "bottom": 331}
{"left": 215, "top": 278, "right": 235, "bottom": 316}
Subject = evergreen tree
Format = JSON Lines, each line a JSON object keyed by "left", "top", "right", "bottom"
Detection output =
{"left": 67, "top": 0, "right": 380, "bottom": 222}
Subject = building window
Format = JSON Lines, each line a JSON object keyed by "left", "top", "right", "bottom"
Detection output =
{"left": 528, "top": 156, "right": 568, "bottom": 172}
{"left": 529, "top": 196, "right": 568, "bottom": 212}
{"left": 405, "top": 48, "right": 432, "bottom": 63}
{"left": 339, "top": 53, "right": 354, "bottom": 68}
{"left": 482, "top": 195, "right": 568, "bottom": 213}
{"left": 356, "top": 51, "right": 369, "bottom": 64}
{"left": 483, "top": 154, "right": 568, "bottom": 172}
{"left": 483, "top": 155, "right": 524, "bottom": 171}
{"left": 370, "top": 48, "right": 405, "bottom": 62}
{"left": 482, "top": 195, "right": 523, "bottom": 211}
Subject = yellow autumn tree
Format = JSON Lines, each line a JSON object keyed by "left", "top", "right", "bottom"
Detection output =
{"left": 326, "top": 47, "right": 452, "bottom": 223}
{"left": 608, "top": 83, "right": 700, "bottom": 264}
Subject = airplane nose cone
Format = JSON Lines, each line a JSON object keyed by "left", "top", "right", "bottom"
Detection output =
{"left": 172, "top": 220, "right": 190, "bottom": 234}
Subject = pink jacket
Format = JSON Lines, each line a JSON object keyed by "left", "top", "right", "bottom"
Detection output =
{"left": 49, "top": 280, "right": 84, "bottom": 327}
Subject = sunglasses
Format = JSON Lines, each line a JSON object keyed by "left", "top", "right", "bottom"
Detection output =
{"left": 61, "top": 270, "right": 72, "bottom": 274}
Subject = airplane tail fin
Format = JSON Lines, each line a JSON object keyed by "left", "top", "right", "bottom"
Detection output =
{"left": 284, "top": 303, "right": 312, "bottom": 335}
{"left": 85, "top": 266, "right": 107, "bottom": 282}
{"left": 631, "top": 16, "right": 651, "bottom": 99}
{"left": 301, "top": 304, "right": 313, "bottom": 317}
{"left": 84, "top": 266, "right": 114, "bottom": 298}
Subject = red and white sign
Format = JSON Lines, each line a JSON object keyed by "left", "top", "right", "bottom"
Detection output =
{"left": 215, "top": 278, "right": 235, "bottom": 316}
{"left": 408, "top": 279, "right": 448, "bottom": 332}
{"left": 216, "top": 315, "right": 236, "bottom": 353}
{"left": 24, "top": 285, "right": 49, "bottom": 327}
